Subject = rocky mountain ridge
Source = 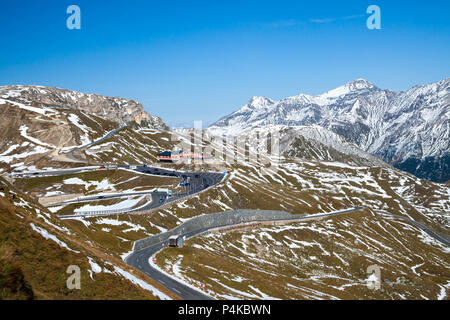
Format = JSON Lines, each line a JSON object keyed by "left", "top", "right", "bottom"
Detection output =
{"left": 0, "top": 85, "right": 167, "bottom": 130}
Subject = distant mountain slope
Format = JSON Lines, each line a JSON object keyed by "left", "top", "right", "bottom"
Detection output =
{"left": 0, "top": 85, "right": 167, "bottom": 130}
{"left": 0, "top": 93, "right": 174, "bottom": 173}
{"left": 278, "top": 125, "right": 388, "bottom": 167}
{"left": 209, "top": 78, "right": 450, "bottom": 182}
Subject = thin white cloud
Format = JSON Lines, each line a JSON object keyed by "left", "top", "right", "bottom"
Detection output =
{"left": 261, "top": 14, "right": 365, "bottom": 28}
{"left": 309, "top": 14, "right": 365, "bottom": 24}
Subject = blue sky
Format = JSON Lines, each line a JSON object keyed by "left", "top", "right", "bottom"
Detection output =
{"left": 1, "top": 0, "right": 449, "bottom": 126}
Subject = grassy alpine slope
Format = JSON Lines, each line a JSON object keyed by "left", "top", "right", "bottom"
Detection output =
{"left": 0, "top": 177, "right": 177, "bottom": 300}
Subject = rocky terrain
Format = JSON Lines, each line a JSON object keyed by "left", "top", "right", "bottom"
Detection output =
{"left": 0, "top": 85, "right": 167, "bottom": 129}
{"left": 209, "top": 78, "right": 450, "bottom": 183}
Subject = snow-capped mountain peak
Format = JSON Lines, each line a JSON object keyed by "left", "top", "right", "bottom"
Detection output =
{"left": 209, "top": 78, "right": 450, "bottom": 183}
{"left": 246, "top": 96, "right": 275, "bottom": 110}
{"left": 348, "top": 78, "right": 375, "bottom": 88}
{"left": 319, "top": 78, "right": 377, "bottom": 100}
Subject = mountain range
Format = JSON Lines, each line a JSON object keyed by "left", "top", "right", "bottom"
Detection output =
{"left": 209, "top": 78, "right": 450, "bottom": 183}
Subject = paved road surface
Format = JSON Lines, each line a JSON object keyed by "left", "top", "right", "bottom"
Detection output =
{"left": 375, "top": 210, "right": 450, "bottom": 247}
{"left": 11, "top": 166, "right": 106, "bottom": 178}
{"left": 126, "top": 235, "right": 213, "bottom": 300}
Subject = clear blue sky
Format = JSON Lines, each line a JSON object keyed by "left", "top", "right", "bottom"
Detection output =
{"left": 1, "top": 0, "right": 449, "bottom": 127}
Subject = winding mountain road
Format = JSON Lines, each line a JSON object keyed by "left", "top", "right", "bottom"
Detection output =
{"left": 126, "top": 207, "right": 365, "bottom": 300}
{"left": 126, "top": 207, "right": 450, "bottom": 300}
{"left": 13, "top": 124, "right": 449, "bottom": 300}
{"left": 66, "top": 125, "right": 127, "bottom": 163}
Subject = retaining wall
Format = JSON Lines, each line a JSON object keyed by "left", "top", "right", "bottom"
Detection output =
{"left": 133, "top": 209, "right": 308, "bottom": 251}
